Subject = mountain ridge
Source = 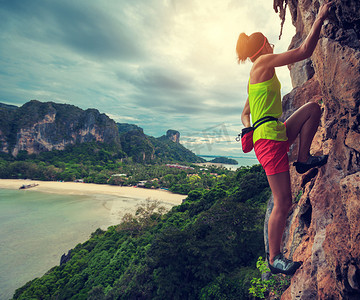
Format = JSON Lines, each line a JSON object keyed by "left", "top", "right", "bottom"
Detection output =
{"left": 0, "top": 100, "right": 204, "bottom": 163}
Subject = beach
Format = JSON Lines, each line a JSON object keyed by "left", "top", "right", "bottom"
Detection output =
{"left": 0, "top": 179, "right": 186, "bottom": 205}
{"left": 0, "top": 180, "right": 186, "bottom": 299}
{"left": 195, "top": 162, "right": 226, "bottom": 168}
{"left": 0, "top": 179, "right": 186, "bottom": 231}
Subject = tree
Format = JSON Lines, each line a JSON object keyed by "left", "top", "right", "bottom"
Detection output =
{"left": 116, "top": 199, "right": 166, "bottom": 236}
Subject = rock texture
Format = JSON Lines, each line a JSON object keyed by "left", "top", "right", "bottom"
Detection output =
{"left": 166, "top": 129, "right": 180, "bottom": 143}
{"left": 119, "top": 126, "right": 156, "bottom": 163}
{"left": 0, "top": 100, "right": 121, "bottom": 156}
{"left": 0, "top": 100, "right": 204, "bottom": 163}
{"left": 265, "top": 0, "right": 360, "bottom": 299}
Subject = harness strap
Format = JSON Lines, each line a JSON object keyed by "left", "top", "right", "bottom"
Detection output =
{"left": 236, "top": 116, "right": 279, "bottom": 142}
{"left": 252, "top": 116, "right": 278, "bottom": 130}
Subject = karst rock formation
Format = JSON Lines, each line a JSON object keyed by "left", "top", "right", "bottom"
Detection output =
{"left": 264, "top": 0, "right": 360, "bottom": 299}
{"left": 0, "top": 100, "right": 121, "bottom": 156}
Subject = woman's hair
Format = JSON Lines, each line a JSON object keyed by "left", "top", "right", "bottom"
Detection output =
{"left": 236, "top": 32, "right": 266, "bottom": 64}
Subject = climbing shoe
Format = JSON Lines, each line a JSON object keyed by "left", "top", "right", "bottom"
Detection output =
{"left": 268, "top": 253, "right": 302, "bottom": 275}
{"left": 293, "top": 155, "right": 328, "bottom": 174}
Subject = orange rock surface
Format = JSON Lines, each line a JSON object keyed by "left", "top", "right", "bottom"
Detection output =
{"left": 266, "top": 0, "right": 360, "bottom": 299}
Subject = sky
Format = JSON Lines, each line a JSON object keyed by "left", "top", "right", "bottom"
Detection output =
{"left": 0, "top": 0, "right": 295, "bottom": 157}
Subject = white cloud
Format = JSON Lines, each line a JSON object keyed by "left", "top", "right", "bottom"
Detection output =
{"left": 105, "top": 113, "right": 140, "bottom": 123}
{"left": 0, "top": 0, "right": 295, "bottom": 156}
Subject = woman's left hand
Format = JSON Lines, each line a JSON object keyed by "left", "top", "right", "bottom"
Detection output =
{"left": 318, "top": 1, "right": 334, "bottom": 22}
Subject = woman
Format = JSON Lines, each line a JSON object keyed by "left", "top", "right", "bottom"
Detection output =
{"left": 236, "top": 2, "right": 332, "bottom": 275}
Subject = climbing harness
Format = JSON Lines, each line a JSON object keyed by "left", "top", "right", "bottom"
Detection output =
{"left": 236, "top": 116, "right": 278, "bottom": 153}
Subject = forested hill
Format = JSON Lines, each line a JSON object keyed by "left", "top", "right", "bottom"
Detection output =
{"left": 13, "top": 165, "right": 271, "bottom": 299}
{"left": 117, "top": 124, "right": 205, "bottom": 163}
{"left": 0, "top": 100, "right": 204, "bottom": 163}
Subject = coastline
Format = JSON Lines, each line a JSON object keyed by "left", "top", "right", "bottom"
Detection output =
{"left": 0, "top": 182, "right": 185, "bottom": 300}
{"left": 194, "top": 162, "right": 226, "bottom": 168}
{"left": 0, "top": 179, "right": 186, "bottom": 205}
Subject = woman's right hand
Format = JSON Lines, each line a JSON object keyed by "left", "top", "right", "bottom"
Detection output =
{"left": 253, "top": 1, "right": 334, "bottom": 69}
{"left": 318, "top": 1, "right": 333, "bottom": 22}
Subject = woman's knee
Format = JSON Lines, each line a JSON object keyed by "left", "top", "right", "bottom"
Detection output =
{"left": 272, "top": 205, "right": 291, "bottom": 218}
{"left": 304, "top": 102, "right": 321, "bottom": 119}
{"left": 273, "top": 196, "right": 292, "bottom": 214}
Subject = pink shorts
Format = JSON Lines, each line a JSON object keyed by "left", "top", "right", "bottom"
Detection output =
{"left": 254, "top": 139, "right": 290, "bottom": 175}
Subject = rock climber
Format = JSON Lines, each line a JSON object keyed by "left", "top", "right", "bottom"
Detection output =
{"left": 236, "top": 1, "right": 333, "bottom": 275}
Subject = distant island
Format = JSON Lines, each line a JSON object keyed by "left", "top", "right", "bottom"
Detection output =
{"left": 208, "top": 157, "right": 238, "bottom": 165}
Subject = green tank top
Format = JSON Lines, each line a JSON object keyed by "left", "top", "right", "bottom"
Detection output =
{"left": 248, "top": 73, "right": 287, "bottom": 143}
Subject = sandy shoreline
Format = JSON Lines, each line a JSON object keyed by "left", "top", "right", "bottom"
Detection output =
{"left": 0, "top": 179, "right": 186, "bottom": 205}
{"left": 0, "top": 180, "right": 186, "bottom": 300}
{"left": 195, "top": 162, "right": 225, "bottom": 168}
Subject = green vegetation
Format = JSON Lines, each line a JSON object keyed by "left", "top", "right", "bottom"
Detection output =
{"left": 0, "top": 142, "right": 124, "bottom": 183}
{"left": 0, "top": 142, "right": 232, "bottom": 193}
{"left": 0, "top": 100, "right": 204, "bottom": 164}
{"left": 1, "top": 101, "right": 274, "bottom": 299}
{"left": 295, "top": 190, "right": 303, "bottom": 203}
{"left": 249, "top": 256, "right": 291, "bottom": 299}
{"left": 149, "top": 135, "right": 205, "bottom": 163}
{"left": 118, "top": 125, "right": 205, "bottom": 163}
{"left": 12, "top": 164, "right": 271, "bottom": 300}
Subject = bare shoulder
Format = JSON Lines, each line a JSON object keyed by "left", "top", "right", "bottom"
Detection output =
{"left": 250, "top": 58, "right": 275, "bottom": 84}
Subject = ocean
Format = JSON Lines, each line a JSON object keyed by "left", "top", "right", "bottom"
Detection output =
{"left": 199, "top": 154, "right": 259, "bottom": 170}
{"left": 0, "top": 189, "right": 131, "bottom": 300}
{"left": 0, "top": 158, "right": 258, "bottom": 299}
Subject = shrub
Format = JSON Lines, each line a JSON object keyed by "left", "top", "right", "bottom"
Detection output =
{"left": 249, "top": 256, "right": 291, "bottom": 299}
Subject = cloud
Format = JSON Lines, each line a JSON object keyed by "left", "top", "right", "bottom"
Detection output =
{"left": 0, "top": 0, "right": 144, "bottom": 61}
{"left": 105, "top": 113, "right": 139, "bottom": 123}
{"left": 126, "top": 65, "right": 192, "bottom": 95}
{"left": 0, "top": 0, "right": 296, "bottom": 156}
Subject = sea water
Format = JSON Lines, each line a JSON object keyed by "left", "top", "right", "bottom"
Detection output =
{"left": 199, "top": 155, "right": 259, "bottom": 170}
{"left": 0, "top": 189, "right": 131, "bottom": 300}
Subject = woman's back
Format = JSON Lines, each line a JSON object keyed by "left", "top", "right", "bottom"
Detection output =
{"left": 248, "top": 73, "right": 287, "bottom": 143}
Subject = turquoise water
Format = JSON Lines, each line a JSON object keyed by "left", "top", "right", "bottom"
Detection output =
{"left": 0, "top": 189, "right": 125, "bottom": 300}
{"left": 199, "top": 155, "right": 259, "bottom": 170}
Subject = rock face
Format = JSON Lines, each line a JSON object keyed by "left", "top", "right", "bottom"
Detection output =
{"left": 166, "top": 129, "right": 180, "bottom": 143}
{"left": 265, "top": 0, "right": 360, "bottom": 299}
{"left": 60, "top": 250, "right": 72, "bottom": 266}
{"left": 119, "top": 126, "right": 156, "bottom": 163}
{"left": 0, "top": 100, "right": 121, "bottom": 156}
{"left": 0, "top": 101, "right": 204, "bottom": 163}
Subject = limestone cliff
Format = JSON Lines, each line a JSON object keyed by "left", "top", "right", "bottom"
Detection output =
{"left": 0, "top": 101, "right": 203, "bottom": 163}
{"left": 118, "top": 126, "right": 156, "bottom": 163}
{"left": 166, "top": 129, "right": 180, "bottom": 143}
{"left": 265, "top": 0, "right": 360, "bottom": 299}
{"left": 118, "top": 126, "right": 204, "bottom": 163}
{"left": 0, "top": 100, "right": 121, "bottom": 156}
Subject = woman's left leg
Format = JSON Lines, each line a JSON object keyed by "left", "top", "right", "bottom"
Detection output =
{"left": 285, "top": 102, "right": 321, "bottom": 162}
{"left": 285, "top": 101, "right": 328, "bottom": 174}
{"left": 267, "top": 171, "right": 292, "bottom": 263}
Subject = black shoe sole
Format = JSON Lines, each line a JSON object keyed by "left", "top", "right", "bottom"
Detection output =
{"left": 267, "top": 253, "right": 302, "bottom": 276}
{"left": 293, "top": 155, "right": 328, "bottom": 174}
{"left": 268, "top": 261, "right": 302, "bottom": 275}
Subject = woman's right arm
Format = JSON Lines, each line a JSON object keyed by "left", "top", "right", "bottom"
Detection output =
{"left": 262, "top": 1, "right": 333, "bottom": 68}
{"left": 241, "top": 97, "right": 251, "bottom": 127}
